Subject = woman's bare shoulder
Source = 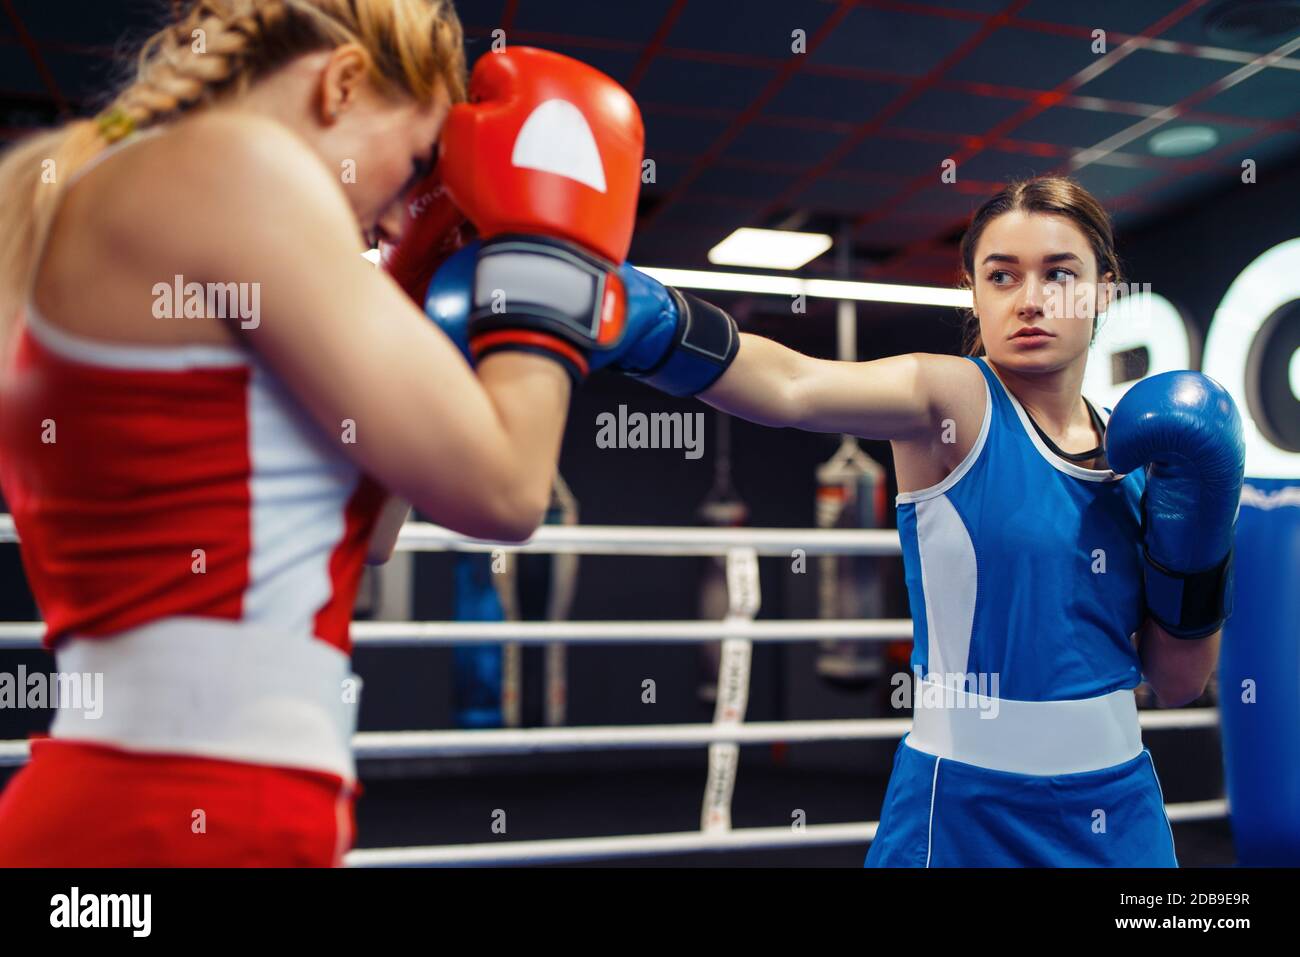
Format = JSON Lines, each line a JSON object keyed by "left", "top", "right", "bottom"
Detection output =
{"left": 890, "top": 353, "right": 989, "bottom": 489}
{"left": 913, "top": 352, "right": 988, "bottom": 414}
{"left": 89, "top": 113, "right": 355, "bottom": 268}
{"left": 130, "top": 112, "right": 328, "bottom": 190}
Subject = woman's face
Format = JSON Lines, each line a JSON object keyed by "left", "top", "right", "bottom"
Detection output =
{"left": 971, "top": 210, "right": 1111, "bottom": 375}
{"left": 322, "top": 77, "right": 452, "bottom": 246}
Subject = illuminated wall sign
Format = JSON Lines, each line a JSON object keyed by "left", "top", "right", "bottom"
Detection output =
{"left": 1086, "top": 238, "right": 1300, "bottom": 478}
{"left": 1203, "top": 238, "right": 1300, "bottom": 478}
{"left": 1084, "top": 289, "right": 1194, "bottom": 413}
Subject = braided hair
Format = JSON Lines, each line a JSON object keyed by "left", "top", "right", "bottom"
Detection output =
{"left": 0, "top": 0, "right": 466, "bottom": 327}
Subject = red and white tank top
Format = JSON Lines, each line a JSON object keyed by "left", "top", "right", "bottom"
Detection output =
{"left": 0, "top": 132, "right": 387, "bottom": 779}
{"left": 0, "top": 309, "right": 385, "bottom": 654}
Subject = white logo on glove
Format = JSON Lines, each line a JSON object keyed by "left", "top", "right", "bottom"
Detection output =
{"left": 512, "top": 99, "right": 607, "bottom": 193}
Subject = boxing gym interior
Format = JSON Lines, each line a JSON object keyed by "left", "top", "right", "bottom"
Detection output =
{"left": 0, "top": 0, "right": 1297, "bottom": 880}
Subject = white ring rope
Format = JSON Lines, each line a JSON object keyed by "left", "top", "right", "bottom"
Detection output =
{"left": 0, "top": 516, "right": 898, "bottom": 556}
{"left": 0, "top": 710, "right": 1221, "bottom": 767}
{"left": 0, "top": 618, "right": 914, "bottom": 649}
{"left": 344, "top": 822, "right": 882, "bottom": 867}
{"left": 0, "top": 514, "right": 1231, "bottom": 863}
{"left": 345, "top": 798, "right": 1232, "bottom": 867}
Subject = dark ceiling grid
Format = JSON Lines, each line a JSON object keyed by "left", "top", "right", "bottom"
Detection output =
{"left": 624, "top": 0, "right": 688, "bottom": 93}
{"left": 1067, "top": 31, "right": 1300, "bottom": 171}
{"left": 633, "top": 1, "right": 858, "bottom": 230}
{"left": 736, "top": 53, "right": 1286, "bottom": 135}
{"left": 708, "top": 0, "right": 1036, "bottom": 266}
{"left": 891, "top": 0, "right": 1300, "bottom": 68}
{"left": 620, "top": 0, "right": 1295, "bottom": 282}
{"left": 831, "top": 2, "right": 1214, "bottom": 255}
{"left": 1, "top": 0, "right": 68, "bottom": 115}
{"left": 0, "top": 1, "right": 1297, "bottom": 285}
{"left": 602, "top": 0, "right": 1038, "bottom": 279}
{"left": 7, "top": 8, "right": 1292, "bottom": 156}
{"left": 647, "top": 69, "right": 1276, "bottom": 172}
{"left": 885, "top": 25, "right": 1300, "bottom": 282}
{"left": 1110, "top": 104, "right": 1300, "bottom": 217}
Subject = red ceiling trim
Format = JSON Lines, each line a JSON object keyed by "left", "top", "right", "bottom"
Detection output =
{"left": 637, "top": 1, "right": 859, "bottom": 228}
{"left": 847, "top": 0, "right": 1214, "bottom": 237}
{"left": 1109, "top": 106, "right": 1300, "bottom": 215}
{"left": 626, "top": 0, "right": 689, "bottom": 92}
{"left": 742, "top": 0, "right": 1034, "bottom": 232}
{"left": 883, "top": 23, "right": 1300, "bottom": 279}
{"left": 0, "top": 0, "right": 69, "bottom": 115}
{"left": 852, "top": 1, "right": 1206, "bottom": 274}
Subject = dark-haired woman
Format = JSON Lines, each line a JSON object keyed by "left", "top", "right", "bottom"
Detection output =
{"left": 584, "top": 176, "right": 1243, "bottom": 866}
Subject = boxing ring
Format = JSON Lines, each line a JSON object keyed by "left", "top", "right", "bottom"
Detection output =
{"left": 0, "top": 516, "right": 1228, "bottom": 866}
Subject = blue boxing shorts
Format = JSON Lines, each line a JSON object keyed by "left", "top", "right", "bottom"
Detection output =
{"left": 866, "top": 680, "right": 1178, "bottom": 867}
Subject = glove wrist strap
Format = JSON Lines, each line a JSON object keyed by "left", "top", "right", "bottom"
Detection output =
{"left": 628, "top": 287, "right": 740, "bottom": 396}
{"left": 1142, "top": 546, "right": 1234, "bottom": 640}
{"left": 467, "top": 235, "right": 623, "bottom": 384}
{"left": 471, "top": 330, "right": 588, "bottom": 383}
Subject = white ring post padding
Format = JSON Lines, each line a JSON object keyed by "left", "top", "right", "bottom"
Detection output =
{"left": 702, "top": 548, "right": 761, "bottom": 833}
{"left": 0, "top": 618, "right": 916, "bottom": 649}
{"left": 344, "top": 798, "right": 1231, "bottom": 867}
{"left": 0, "top": 709, "right": 1221, "bottom": 766}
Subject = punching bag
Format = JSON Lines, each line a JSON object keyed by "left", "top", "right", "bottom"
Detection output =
{"left": 1204, "top": 238, "right": 1300, "bottom": 864}
{"left": 814, "top": 436, "right": 887, "bottom": 688}
{"left": 1219, "top": 480, "right": 1300, "bottom": 863}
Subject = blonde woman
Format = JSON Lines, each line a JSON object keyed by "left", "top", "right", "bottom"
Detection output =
{"left": 0, "top": 1, "right": 641, "bottom": 866}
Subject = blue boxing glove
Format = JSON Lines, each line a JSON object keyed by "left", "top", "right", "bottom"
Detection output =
{"left": 1105, "top": 371, "right": 1245, "bottom": 639}
{"left": 426, "top": 243, "right": 740, "bottom": 397}
{"left": 423, "top": 240, "right": 476, "bottom": 361}
{"left": 612, "top": 263, "right": 740, "bottom": 396}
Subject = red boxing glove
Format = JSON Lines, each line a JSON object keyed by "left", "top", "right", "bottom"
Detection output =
{"left": 440, "top": 46, "right": 643, "bottom": 262}
{"left": 437, "top": 47, "right": 645, "bottom": 382}
{"left": 380, "top": 166, "right": 472, "bottom": 305}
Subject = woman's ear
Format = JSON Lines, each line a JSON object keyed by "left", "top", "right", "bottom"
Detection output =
{"left": 318, "top": 44, "right": 371, "bottom": 122}
{"left": 1096, "top": 270, "right": 1115, "bottom": 316}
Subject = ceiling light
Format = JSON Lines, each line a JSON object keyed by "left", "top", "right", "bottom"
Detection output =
{"left": 1148, "top": 126, "right": 1220, "bottom": 157}
{"left": 707, "top": 227, "right": 833, "bottom": 270}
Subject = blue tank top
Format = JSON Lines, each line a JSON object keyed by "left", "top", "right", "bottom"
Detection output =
{"left": 895, "top": 356, "right": 1146, "bottom": 701}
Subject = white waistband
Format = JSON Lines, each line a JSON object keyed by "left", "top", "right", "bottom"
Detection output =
{"left": 905, "top": 679, "right": 1142, "bottom": 775}
{"left": 49, "top": 617, "right": 359, "bottom": 782}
